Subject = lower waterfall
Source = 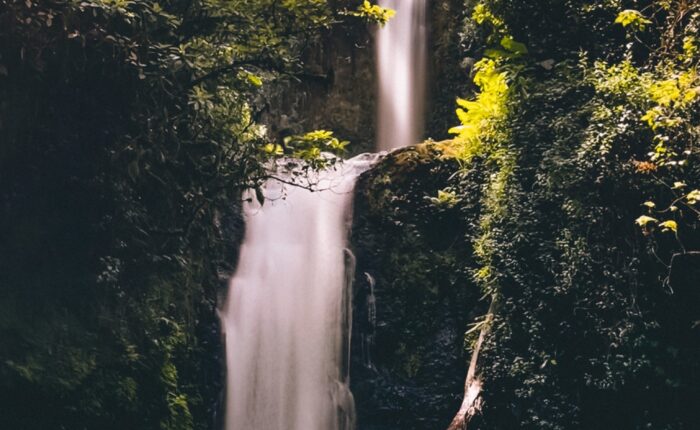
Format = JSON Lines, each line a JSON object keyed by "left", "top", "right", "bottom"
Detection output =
{"left": 221, "top": 154, "right": 380, "bottom": 430}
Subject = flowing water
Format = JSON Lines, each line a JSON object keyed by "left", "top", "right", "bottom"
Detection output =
{"left": 221, "top": 155, "right": 380, "bottom": 430}
{"left": 359, "top": 272, "right": 377, "bottom": 370}
{"left": 222, "top": 1, "right": 427, "bottom": 428}
{"left": 376, "top": 0, "right": 428, "bottom": 151}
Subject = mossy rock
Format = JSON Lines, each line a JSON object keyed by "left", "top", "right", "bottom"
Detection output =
{"left": 350, "top": 142, "right": 485, "bottom": 430}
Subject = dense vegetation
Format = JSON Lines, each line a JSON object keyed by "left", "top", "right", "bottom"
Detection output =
{"left": 0, "top": 0, "right": 388, "bottom": 428}
{"left": 443, "top": 0, "right": 700, "bottom": 428}
{"left": 2, "top": 0, "right": 699, "bottom": 429}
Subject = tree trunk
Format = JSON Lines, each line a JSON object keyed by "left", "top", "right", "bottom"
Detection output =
{"left": 446, "top": 297, "right": 497, "bottom": 430}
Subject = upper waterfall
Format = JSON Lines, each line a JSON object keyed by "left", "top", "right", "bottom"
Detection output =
{"left": 376, "top": 0, "right": 428, "bottom": 151}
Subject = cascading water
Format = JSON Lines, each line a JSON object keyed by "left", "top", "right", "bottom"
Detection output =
{"left": 221, "top": 155, "right": 379, "bottom": 430}
{"left": 222, "top": 1, "right": 428, "bottom": 428}
{"left": 376, "top": 0, "right": 427, "bottom": 151}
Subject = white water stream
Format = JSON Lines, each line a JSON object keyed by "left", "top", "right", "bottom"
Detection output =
{"left": 221, "top": 155, "right": 379, "bottom": 430}
{"left": 222, "top": 1, "right": 427, "bottom": 428}
{"left": 376, "top": 0, "right": 427, "bottom": 151}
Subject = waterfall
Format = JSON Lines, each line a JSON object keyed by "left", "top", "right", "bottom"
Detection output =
{"left": 376, "top": 0, "right": 428, "bottom": 151}
{"left": 221, "top": 155, "right": 380, "bottom": 430}
{"left": 222, "top": 2, "right": 428, "bottom": 428}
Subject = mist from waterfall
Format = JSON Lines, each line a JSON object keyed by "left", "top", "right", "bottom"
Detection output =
{"left": 376, "top": 0, "right": 428, "bottom": 151}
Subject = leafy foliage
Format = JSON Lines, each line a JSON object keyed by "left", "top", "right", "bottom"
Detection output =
{"left": 615, "top": 9, "right": 652, "bottom": 30}
{"left": 0, "top": 0, "right": 377, "bottom": 428}
{"left": 444, "top": 1, "right": 700, "bottom": 428}
{"left": 346, "top": 0, "right": 396, "bottom": 25}
{"left": 283, "top": 129, "right": 349, "bottom": 168}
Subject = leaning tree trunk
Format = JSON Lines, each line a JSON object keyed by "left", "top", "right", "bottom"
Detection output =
{"left": 446, "top": 297, "right": 497, "bottom": 430}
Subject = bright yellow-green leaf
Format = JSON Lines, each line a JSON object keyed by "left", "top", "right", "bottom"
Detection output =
{"left": 304, "top": 129, "right": 333, "bottom": 140}
{"left": 649, "top": 79, "right": 681, "bottom": 106}
{"left": 450, "top": 58, "right": 510, "bottom": 162}
{"left": 659, "top": 220, "right": 677, "bottom": 233}
{"left": 245, "top": 73, "right": 263, "bottom": 87}
{"left": 683, "top": 88, "right": 697, "bottom": 102}
{"left": 642, "top": 201, "right": 655, "bottom": 208}
{"left": 635, "top": 215, "right": 658, "bottom": 226}
{"left": 472, "top": 3, "right": 503, "bottom": 27}
{"left": 687, "top": 189, "right": 700, "bottom": 204}
{"left": 673, "top": 181, "right": 687, "bottom": 189}
{"left": 349, "top": 1, "right": 395, "bottom": 25}
{"left": 476, "top": 265, "right": 491, "bottom": 280}
{"left": 263, "top": 143, "right": 284, "bottom": 155}
{"left": 427, "top": 189, "right": 460, "bottom": 208}
{"left": 641, "top": 107, "right": 662, "bottom": 128}
{"left": 614, "top": 9, "right": 652, "bottom": 30}
{"left": 683, "top": 36, "right": 698, "bottom": 60}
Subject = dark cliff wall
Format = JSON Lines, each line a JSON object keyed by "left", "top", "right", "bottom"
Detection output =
{"left": 261, "top": 23, "right": 377, "bottom": 153}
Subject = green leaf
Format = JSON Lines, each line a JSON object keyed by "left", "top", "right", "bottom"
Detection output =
{"left": 500, "top": 36, "right": 528, "bottom": 55}
{"left": 245, "top": 72, "right": 263, "bottom": 87}
{"left": 614, "top": 9, "right": 652, "bottom": 30}
{"left": 427, "top": 189, "right": 460, "bottom": 208}
{"left": 263, "top": 143, "right": 284, "bottom": 155}
{"left": 484, "top": 48, "right": 516, "bottom": 60}
{"left": 472, "top": 3, "right": 503, "bottom": 27}
{"left": 648, "top": 79, "right": 681, "bottom": 106}
{"left": 348, "top": 1, "right": 395, "bottom": 25}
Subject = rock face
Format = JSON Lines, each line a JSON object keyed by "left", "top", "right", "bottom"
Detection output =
{"left": 261, "top": 24, "right": 377, "bottom": 153}
{"left": 349, "top": 144, "right": 485, "bottom": 430}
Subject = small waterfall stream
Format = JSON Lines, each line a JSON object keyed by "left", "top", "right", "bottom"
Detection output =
{"left": 376, "top": 0, "right": 427, "bottom": 151}
{"left": 222, "top": 1, "right": 427, "bottom": 428}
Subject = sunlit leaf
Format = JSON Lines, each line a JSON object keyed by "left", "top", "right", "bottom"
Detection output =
{"left": 246, "top": 73, "right": 263, "bottom": 87}
{"left": 635, "top": 215, "right": 658, "bottom": 227}
{"left": 659, "top": 220, "right": 677, "bottom": 233}
{"left": 614, "top": 9, "right": 652, "bottom": 30}
{"left": 500, "top": 36, "right": 528, "bottom": 55}
{"left": 687, "top": 190, "right": 700, "bottom": 204}
{"left": 672, "top": 181, "right": 687, "bottom": 189}
{"left": 263, "top": 143, "right": 284, "bottom": 155}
